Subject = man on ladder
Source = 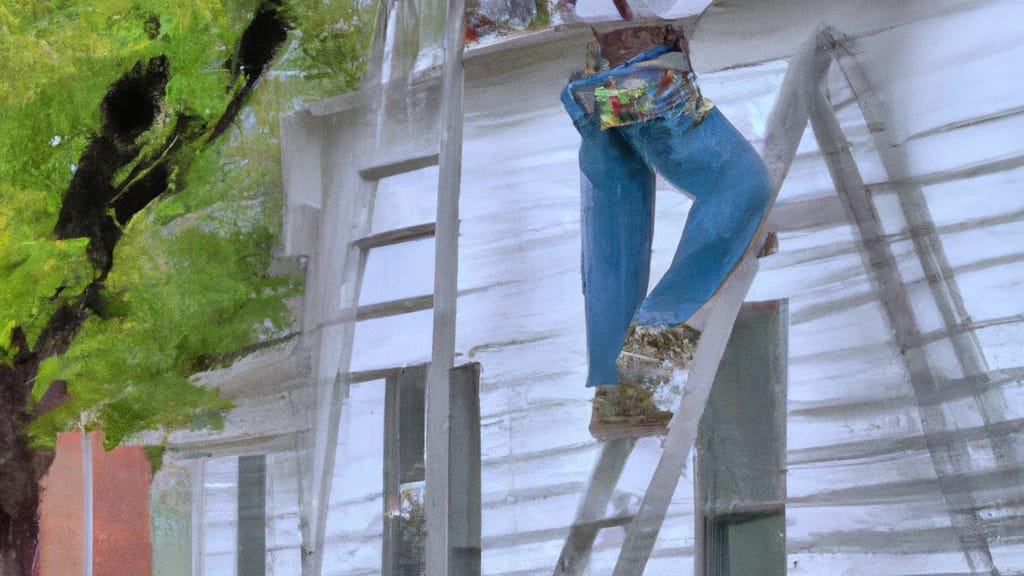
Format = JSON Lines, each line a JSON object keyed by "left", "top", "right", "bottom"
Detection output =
{"left": 561, "top": 1, "right": 775, "bottom": 439}
{"left": 556, "top": 1, "right": 829, "bottom": 570}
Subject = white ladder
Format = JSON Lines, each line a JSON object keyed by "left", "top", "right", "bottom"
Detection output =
{"left": 280, "top": 0, "right": 467, "bottom": 573}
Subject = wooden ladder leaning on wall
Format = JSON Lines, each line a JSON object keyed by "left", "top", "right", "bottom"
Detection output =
{"left": 281, "top": 0, "right": 470, "bottom": 574}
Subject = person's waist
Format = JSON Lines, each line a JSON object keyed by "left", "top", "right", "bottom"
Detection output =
{"left": 574, "top": 66, "right": 695, "bottom": 106}
{"left": 568, "top": 48, "right": 704, "bottom": 126}
{"left": 582, "top": 42, "right": 692, "bottom": 79}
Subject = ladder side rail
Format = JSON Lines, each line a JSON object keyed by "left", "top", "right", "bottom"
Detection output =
{"left": 424, "top": 0, "right": 467, "bottom": 573}
{"left": 363, "top": 0, "right": 393, "bottom": 87}
{"left": 307, "top": 217, "right": 378, "bottom": 576}
{"left": 554, "top": 438, "right": 637, "bottom": 576}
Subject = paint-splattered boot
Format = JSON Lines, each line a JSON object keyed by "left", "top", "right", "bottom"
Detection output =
{"left": 589, "top": 323, "right": 700, "bottom": 441}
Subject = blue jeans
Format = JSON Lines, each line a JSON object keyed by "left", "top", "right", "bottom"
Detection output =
{"left": 562, "top": 45, "right": 773, "bottom": 387}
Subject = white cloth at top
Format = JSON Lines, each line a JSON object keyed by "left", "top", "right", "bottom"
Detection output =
{"left": 572, "top": 0, "right": 713, "bottom": 22}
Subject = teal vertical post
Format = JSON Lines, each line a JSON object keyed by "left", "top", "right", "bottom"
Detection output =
{"left": 449, "top": 363, "right": 481, "bottom": 576}
{"left": 237, "top": 455, "right": 267, "bottom": 576}
{"left": 697, "top": 301, "right": 788, "bottom": 575}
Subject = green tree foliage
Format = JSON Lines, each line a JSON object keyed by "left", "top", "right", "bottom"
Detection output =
{"left": 0, "top": 0, "right": 375, "bottom": 448}
{"left": 0, "top": 2, "right": 374, "bottom": 572}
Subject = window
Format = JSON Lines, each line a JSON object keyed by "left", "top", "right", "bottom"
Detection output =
{"left": 697, "top": 301, "right": 788, "bottom": 575}
{"left": 384, "top": 364, "right": 428, "bottom": 576}
{"left": 382, "top": 362, "right": 481, "bottom": 576}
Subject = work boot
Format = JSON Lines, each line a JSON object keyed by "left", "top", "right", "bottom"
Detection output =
{"left": 589, "top": 323, "right": 700, "bottom": 441}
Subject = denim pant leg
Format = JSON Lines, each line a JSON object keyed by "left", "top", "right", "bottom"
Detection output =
{"left": 572, "top": 110, "right": 656, "bottom": 387}
{"left": 562, "top": 46, "right": 772, "bottom": 386}
{"left": 618, "top": 107, "right": 773, "bottom": 327}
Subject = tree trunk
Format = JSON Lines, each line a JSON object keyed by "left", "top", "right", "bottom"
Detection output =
{"left": 0, "top": 369, "right": 42, "bottom": 576}
{"left": 1, "top": 315, "right": 82, "bottom": 576}
{"left": 0, "top": 549, "right": 24, "bottom": 576}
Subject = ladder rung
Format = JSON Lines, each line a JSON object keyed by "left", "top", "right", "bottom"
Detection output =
{"left": 353, "top": 223, "right": 436, "bottom": 250}
{"left": 359, "top": 152, "right": 439, "bottom": 180}
{"left": 356, "top": 294, "right": 433, "bottom": 321}
{"left": 584, "top": 515, "right": 634, "bottom": 531}
{"left": 555, "top": 514, "right": 636, "bottom": 576}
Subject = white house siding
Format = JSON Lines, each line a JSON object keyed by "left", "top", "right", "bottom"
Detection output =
{"left": 164, "top": 1, "right": 1024, "bottom": 574}
{"left": 200, "top": 457, "right": 239, "bottom": 575}
{"left": 322, "top": 380, "right": 387, "bottom": 574}
{"left": 467, "top": 3, "right": 1022, "bottom": 572}
{"left": 266, "top": 452, "right": 304, "bottom": 575}
{"left": 453, "top": 4, "right": 1024, "bottom": 571}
